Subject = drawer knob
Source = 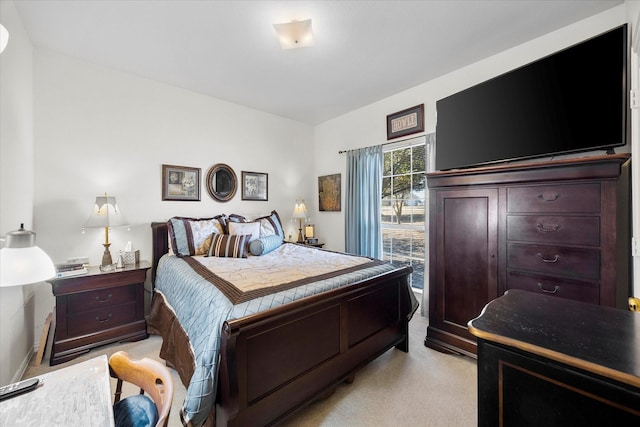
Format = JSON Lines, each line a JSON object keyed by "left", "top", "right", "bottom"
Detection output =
{"left": 95, "top": 294, "right": 112, "bottom": 303}
{"left": 537, "top": 283, "right": 560, "bottom": 294}
{"left": 536, "top": 223, "right": 560, "bottom": 232}
{"left": 537, "top": 192, "right": 560, "bottom": 202}
{"left": 536, "top": 253, "right": 559, "bottom": 263}
{"left": 95, "top": 314, "right": 112, "bottom": 323}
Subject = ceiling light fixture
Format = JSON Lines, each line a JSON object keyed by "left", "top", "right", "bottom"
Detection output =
{"left": 273, "top": 19, "right": 314, "bottom": 50}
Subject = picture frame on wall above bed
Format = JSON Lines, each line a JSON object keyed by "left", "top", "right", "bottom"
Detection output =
{"left": 241, "top": 171, "right": 268, "bottom": 201}
{"left": 161, "top": 164, "right": 201, "bottom": 201}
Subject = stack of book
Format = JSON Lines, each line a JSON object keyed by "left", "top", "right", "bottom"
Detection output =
{"left": 54, "top": 263, "right": 88, "bottom": 278}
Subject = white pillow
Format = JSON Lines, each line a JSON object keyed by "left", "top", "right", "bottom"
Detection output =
{"left": 228, "top": 221, "right": 260, "bottom": 242}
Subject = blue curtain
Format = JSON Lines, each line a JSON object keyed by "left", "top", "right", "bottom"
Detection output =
{"left": 345, "top": 145, "right": 383, "bottom": 258}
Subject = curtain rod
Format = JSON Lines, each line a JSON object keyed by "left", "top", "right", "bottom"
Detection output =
{"left": 338, "top": 134, "right": 429, "bottom": 154}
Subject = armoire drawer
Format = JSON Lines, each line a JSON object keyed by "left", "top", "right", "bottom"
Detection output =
{"left": 507, "top": 243, "right": 600, "bottom": 280}
{"left": 507, "top": 183, "right": 600, "bottom": 213}
{"left": 67, "top": 285, "right": 135, "bottom": 312}
{"left": 506, "top": 271, "right": 600, "bottom": 304}
{"left": 506, "top": 215, "right": 600, "bottom": 246}
{"left": 67, "top": 302, "right": 137, "bottom": 336}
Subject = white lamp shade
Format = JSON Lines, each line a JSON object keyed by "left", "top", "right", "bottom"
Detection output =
{"left": 0, "top": 24, "right": 8, "bottom": 54}
{"left": 84, "top": 195, "right": 127, "bottom": 228}
{"left": 1, "top": 246, "right": 56, "bottom": 286}
{"left": 292, "top": 198, "right": 308, "bottom": 219}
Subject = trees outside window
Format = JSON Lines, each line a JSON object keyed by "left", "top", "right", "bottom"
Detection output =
{"left": 382, "top": 141, "right": 425, "bottom": 289}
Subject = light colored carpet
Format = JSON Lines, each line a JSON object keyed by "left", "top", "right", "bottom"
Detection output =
{"left": 24, "top": 312, "right": 477, "bottom": 426}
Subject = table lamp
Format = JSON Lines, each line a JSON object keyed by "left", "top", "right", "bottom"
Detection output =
{"left": 0, "top": 224, "right": 55, "bottom": 287}
{"left": 83, "top": 193, "right": 128, "bottom": 269}
{"left": 292, "top": 197, "right": 308, "bottom": 243}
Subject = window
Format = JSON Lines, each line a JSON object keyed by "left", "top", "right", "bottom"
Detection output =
{"left": 382, "top": 136, "right": 427, "bottom": 290}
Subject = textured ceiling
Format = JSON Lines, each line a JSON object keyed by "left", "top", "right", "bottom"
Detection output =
{"left": 13, "top": 0, "right": 622, "bottom": 124}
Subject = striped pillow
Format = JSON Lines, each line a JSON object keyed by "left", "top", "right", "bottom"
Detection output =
{"left": 207, "top": 233, "right": 251, "bottom": 258}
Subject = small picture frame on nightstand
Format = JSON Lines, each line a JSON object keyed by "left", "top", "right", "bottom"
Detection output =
{"left": 306, "top": 238, "right": 318, "bottom": 245}
{"left": 305, "top": 224, "right": 315, "bottom": 240}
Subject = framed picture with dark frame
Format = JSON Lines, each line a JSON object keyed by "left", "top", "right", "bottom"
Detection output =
{"left": 318, "top": 173, "right": 341, "bottom": 211}
{"left": 162, "top": 164, "right": 201, "bottom": 201}
{"left": 386, "top": 104, "right": 424, "bottom": 140}
{"left": 241, "top": 171, "right": 268, "bottom": 201}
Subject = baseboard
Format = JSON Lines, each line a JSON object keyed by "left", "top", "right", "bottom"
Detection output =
{"left": 11, "top": 349, "right": 33, "bottom": 383}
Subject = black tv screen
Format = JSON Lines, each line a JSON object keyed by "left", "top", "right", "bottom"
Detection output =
{"left": 435, "top": 24, "right": 627, "bottom": 171}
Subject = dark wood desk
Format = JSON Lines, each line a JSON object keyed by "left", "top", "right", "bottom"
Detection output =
{"left": 468, "top": 290, "right": 640, "bottom": 426}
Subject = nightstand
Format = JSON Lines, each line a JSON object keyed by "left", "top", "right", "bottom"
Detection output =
{"left": 49, "top": 261, "right": 150, "bottom": 365}
{"left": 305, "top": 242, "right": 325, "bottom": 248}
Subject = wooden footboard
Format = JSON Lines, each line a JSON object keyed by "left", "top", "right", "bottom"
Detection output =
{"left": 149, "top": 222, "right": 415, "bottom": 426}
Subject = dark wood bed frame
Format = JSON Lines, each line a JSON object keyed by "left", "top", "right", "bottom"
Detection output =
{"left": 148, "top": 222, "right": 416, "bottom": 426}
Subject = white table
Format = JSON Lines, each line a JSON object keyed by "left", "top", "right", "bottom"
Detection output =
{"left": 0, "top": 355, "right": 115, "bottom": 426}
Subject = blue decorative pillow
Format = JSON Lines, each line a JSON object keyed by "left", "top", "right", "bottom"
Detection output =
{"left": 113, "top": 394, "right": 158, "bottom": 427}
{"left": 249, "top": 235, "right": 283, "bottom": 256}
{"left": 254, "top": 210, "right": 285, "bottom": 238}
{"left": 168, "top": 216, "right": 225, "bottom": 256}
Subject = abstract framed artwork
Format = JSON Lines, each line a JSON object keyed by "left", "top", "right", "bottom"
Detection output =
{"left": 162, "top": 164, "right": 201, "bottom": 201}
{"left": 318, "top": 174, "right": 341, "bottom": 211}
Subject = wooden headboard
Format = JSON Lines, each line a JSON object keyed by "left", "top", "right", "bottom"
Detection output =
{"left": 150, "top": 222, "right": 169, "bottom": 287}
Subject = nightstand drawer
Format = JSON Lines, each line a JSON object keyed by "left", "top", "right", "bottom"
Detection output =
{"left": 507, "top": 183, "right": 600, "bottom": 213}
{"left": 68, "top": 286, "right": 135, "bottom": 312}
{"left": 67, "top": 302, "right": 137, "bottom": 336}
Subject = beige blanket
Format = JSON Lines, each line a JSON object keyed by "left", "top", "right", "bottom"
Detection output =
{"left": 183, "top": 243, "right": 384, "bottom": 304}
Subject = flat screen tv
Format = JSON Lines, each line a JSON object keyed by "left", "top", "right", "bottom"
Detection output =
{"left": 435, "top": 24, "right": 627, "bottom": 171}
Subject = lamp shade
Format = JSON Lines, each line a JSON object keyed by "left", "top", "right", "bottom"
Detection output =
{"left": 84, "top": 195, "right": 127, "bottom": 228}
{"left": 0, "top": 24, "right": 8, "bottom": 54}
{"left": 0, "top": 224, "right": 55, "bottom": 287}
{"left": 292, "top": 198, "right": 308, "bottom": 219}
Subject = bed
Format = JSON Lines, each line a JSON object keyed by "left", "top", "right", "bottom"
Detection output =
{"left": 147, "top": 215, "right": 417, "bottom": 427}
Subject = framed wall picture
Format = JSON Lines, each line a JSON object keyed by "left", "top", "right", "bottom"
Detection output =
{"left": 386, "top": 104, "right": 424, "bottom": 140}
{"left": 162, "top": 164, "right": 200, "bottom": 201}
{"left": 318, "top": 174, "right": 341, "bottom": 211}
{"left": 241, "top": 171, "right": 268, "bottom": 201}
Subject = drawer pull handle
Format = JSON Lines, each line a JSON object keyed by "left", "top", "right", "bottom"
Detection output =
{"left": 95, "top": 314, "right": 112, "bottom": 323}
{"left": 95, "top": 294, "right": 112, "bottom": 303}
{"left": 536, "top": 253, "right": 559, "bottom": 263}
{"left": 537, "top": 283, "right": 560, "bottom": 294}
{"left": 537, "top": 192, "right": 560, "bottom": 202}
{"left": 536, "top": 223, "right": 560, "bottom": 232}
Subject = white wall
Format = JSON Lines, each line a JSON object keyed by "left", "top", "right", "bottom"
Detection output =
{"left": 29, "top": 50, "right": 315, "bottom": 346}
{"left": 314, "top": 4, "right": 637, "bottom": 294}
{"left": 0, "top": 0, "right": 38, "bottom": 385}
